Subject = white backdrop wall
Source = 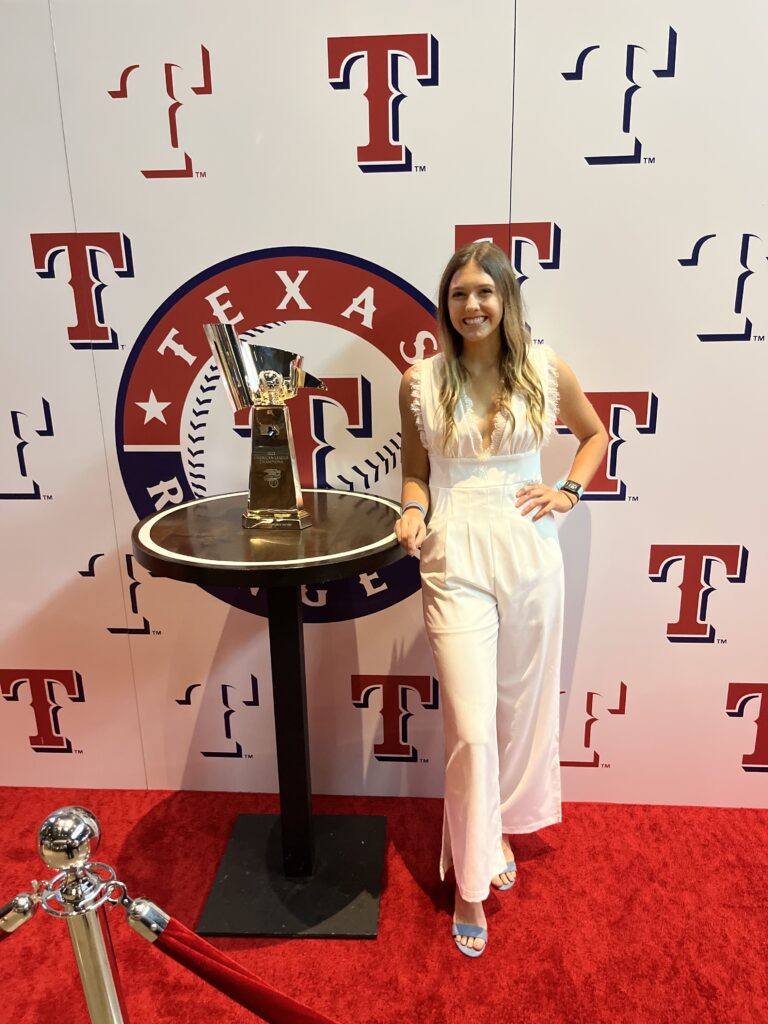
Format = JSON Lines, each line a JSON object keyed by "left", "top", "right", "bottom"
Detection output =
{"left": 1, "top": 0, "right": 766, "bottom": 806}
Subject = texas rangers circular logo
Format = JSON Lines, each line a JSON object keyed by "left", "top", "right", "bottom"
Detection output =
{"left": 116, "top": 246, "right": 438, "bottom": 621}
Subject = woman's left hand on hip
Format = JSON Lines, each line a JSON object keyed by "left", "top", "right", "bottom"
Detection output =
{"left": 515, "top": 485, "right": 573, "bottom": 521}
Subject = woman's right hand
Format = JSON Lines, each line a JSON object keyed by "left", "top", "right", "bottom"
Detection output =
{"left": 395, "top": 509, "right": 427, "bottom": 557}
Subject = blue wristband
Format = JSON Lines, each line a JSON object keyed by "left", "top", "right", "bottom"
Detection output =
{"left": 402, "top": 501, "right": 427, "bottom": 517}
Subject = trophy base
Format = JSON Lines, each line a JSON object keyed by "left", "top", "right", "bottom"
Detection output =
{"left": 242, "top": 508, "right": 312, "bottom": 530}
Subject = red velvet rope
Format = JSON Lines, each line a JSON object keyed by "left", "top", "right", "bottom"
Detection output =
{"left": 154, "top": 916, "right": 340, "bottom": 1024}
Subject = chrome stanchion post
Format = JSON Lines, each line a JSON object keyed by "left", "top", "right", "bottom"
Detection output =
{"left": 38, "top": 807, "right": 129, "bottom": 1024}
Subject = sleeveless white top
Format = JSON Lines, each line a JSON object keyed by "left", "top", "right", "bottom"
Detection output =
{"left": 409, "top": 344, "right": 559, "bottom": 460}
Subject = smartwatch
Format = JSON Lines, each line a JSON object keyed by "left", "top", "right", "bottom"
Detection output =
{"left": 558, "top": 479, "right": 583, "bottom": 502}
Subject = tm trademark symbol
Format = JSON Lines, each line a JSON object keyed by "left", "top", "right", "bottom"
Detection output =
{"left": 152, "top": 629, "right": 162, "bottom": 636}
{"left": 643, "top": 156, "right": 656, "bottom": 165}
{"left": 244, "top": 753, "right": 254, "bottom": 759}
{"left": 534, "top": 337, "right": 545, "bottom": 344}
{"left": 601, "top": 762, "right": 611, "bottom": 768}
{"left": 74, "top": 748, "right": 84, "bottom": 755}
{"left": 43, "top": 494, "right": 53, "bottom": 501}
{"left": 415, "top": 164, "right": 427, "bottom": 173}
{"left": 717, "top": 637, "right": 728, "bottom": 645}
{"left": 753, "top": 334, "right": 765, "bottom": 342}
{"left": 628, "top": 495, "right": 640, "bottom": 502}
{"left": 195, "top": 170, "right": 207, "bottom": 179}
{"left": 419, "top": 757, "right": 429, "bottom": 764}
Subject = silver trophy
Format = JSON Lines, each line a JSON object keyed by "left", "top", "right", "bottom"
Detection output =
{"left": 204, "top": 323, "right": 326, "bottom": 529}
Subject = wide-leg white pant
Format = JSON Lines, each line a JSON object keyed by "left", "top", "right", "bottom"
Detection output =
{"left": 420, "top": 452, "right": 564, "bottom": 902}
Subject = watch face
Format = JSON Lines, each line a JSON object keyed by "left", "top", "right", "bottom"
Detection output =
{"left": 563, "top": 480, "right": 582, "bottom": 495}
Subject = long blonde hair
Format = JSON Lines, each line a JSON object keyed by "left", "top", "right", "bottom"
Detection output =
{"left": 436, "top": 242, "right": 545, "bottom": 452}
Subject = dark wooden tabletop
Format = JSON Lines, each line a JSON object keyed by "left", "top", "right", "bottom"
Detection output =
{"left": 131, "top": 489, "right": 406, "bottom": 587}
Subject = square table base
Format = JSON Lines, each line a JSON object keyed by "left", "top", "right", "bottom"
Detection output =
{"left": 196, "top": 814, "right": 387, "bottom": 938}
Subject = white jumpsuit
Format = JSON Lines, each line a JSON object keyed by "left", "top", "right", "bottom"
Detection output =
{"left": 411, "top": 345, "right": 564, "bottom": 903}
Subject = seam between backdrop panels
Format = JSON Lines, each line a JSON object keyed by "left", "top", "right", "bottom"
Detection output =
{"left": 47, "top": 0, "right": 150, "bottom": 788}
{"left": 508, "top": 0, "right": 518, "bottom": 225}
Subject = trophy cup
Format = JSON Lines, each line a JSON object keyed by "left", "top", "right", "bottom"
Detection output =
{"left": 204, "top": 323, "right": 326, "bottom": 530}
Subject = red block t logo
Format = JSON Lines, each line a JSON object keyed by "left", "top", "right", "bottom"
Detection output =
{"left": 328, "top": 34, "right": 439, "bottom": 171}
{"left": 30, "top": 232, "right": 134, "bottom": 349}
{"left": 0, "top": 669, "right": 85, "bottom": 752}
{"left": 558, "top": 392, "right": 658, "bottom": 499}
{"left": 351, "top": 674, "right": 438, "bottom": 761}
{"left": 648, "top": 545, "right": 748, "bottom": 642}
{"left": 726, "top": 683, "right": 768, "bottom": 772}
{"left": 454, "top": 222, "right": 562, "bottom": 278}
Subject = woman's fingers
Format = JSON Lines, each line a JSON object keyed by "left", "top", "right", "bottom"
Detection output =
{"left": 532, "top": 499, "right": 556, "bottom": 522}
{"left": 515, "top": 485, "right": 545, "bottom": 508}
{"left": 408, "top": 520, "right": 426, "bottom": 556}
{"left": 396, "top": 517, "right": 426, "bottom": 556}
{"left": 519, "top": 488, "right": 558, "bottom": 519}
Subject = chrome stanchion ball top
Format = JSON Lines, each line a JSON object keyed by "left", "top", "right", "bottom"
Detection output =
{"left": 37, "top": 807, "right": 118, "bottom": 918}
{"left": 38, "top": 806, "right": 100, "bottom": 871}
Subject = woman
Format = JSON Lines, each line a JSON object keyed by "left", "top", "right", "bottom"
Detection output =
{"left": 395, "top": 242, "right": 608, "bottom": 957}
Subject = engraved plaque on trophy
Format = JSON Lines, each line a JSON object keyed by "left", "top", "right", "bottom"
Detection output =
{"left": 204, "top": 323, "right": 326, "bottom": 529}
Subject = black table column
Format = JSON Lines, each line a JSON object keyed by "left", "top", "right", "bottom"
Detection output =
{"left": 266, "top": 585, "right": 313, "bottom": 877}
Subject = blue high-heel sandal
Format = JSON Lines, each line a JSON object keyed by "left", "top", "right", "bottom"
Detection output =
{"left": 491, "top": 859, "right": 517, "bottom": 891}
{"left": 452, "top": 922, "right": 488, "bottom": 958}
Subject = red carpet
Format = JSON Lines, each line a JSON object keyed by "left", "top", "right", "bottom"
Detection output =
{"left": 0, "top": 788, "right": 766, "bottom": 1024}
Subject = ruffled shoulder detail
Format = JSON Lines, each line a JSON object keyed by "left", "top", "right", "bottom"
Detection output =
{"left": 532, "top": 344, "right": 559, "bottom": 445}
{"left": 408, "top": 361, "right": 428, "bottom": 449}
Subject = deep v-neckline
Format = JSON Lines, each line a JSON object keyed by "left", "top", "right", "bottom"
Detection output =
{"left": 461, "top": 388, "right": 505, "bottom": 457}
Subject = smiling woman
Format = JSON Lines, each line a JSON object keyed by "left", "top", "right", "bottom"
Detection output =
{"left": 435, "top": 243, "right": 550, "bottom": 458}
{"left": 447, "top": 267, "right": 503, "bottom": 341}
{"left": 394, "top": 241, "right": 608, "bottom": 958}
